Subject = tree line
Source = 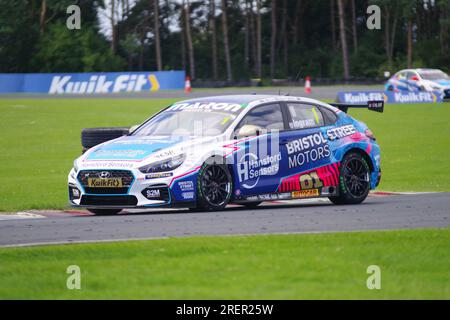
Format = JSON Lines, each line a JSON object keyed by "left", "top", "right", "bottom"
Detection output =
{"left": 1, "top": 0, "right": 449, "bottom": 81}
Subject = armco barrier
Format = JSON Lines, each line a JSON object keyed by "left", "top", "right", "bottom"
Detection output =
{"left": 0, "top": 71, "right": 185, "bottom": 94}
{"left": 337, "top": 90, "right": 443, "bottom": 104}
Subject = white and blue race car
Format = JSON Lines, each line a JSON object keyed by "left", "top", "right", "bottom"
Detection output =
{"left": 68, "top": 95, "right": 383, "bottom": 215}
{"left": 385, "top": 68, "right": 450, "bottom": 100}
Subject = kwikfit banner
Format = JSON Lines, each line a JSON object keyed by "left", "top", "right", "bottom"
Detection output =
{"left": 0, "top": 71, "right": 185, "bottom": 94}
{"left": 337, "top": 90, "right": 443, "bottom": 104}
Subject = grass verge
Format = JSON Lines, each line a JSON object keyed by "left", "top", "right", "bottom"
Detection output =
{"left": 0, "top": 228, "right": 449, "bottom": 299}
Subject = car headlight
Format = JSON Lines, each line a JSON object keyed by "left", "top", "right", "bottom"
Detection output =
{"left": 73, "top": 160, "right": 79, "bottom": 173}
{"left": 139, "top": 154, "right": 186, "bottom": 173}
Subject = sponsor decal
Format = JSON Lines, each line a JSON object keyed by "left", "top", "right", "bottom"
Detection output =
{"left": 0, "top": 71, "right": 185, "bottom": 94}
{"left": 292, "top": 189, "right": 319, "bottom": 199}
{"left": 338, "top": 91, "right": 386, "bottom": 104}
{"left": 243, "top": 192, "right": 292, "bottom": 201}
{"left": 278, "top": 192, "right": 291, "bottom": 199}
{"left": 286, "top": 133, "right": 330, "bottom": 169}
{"left": 167, "top": 102, "right": 244, "bottom": 113}
{"left": 289, "top": 119, "right": 315, "bottom": 129}
{"left": 145, "top": 189, "right": 161, "bottom": 198}
{"left": 81, "top": 161, "right": 134, "bottom": 168}
{"left": 49, "top": 74, "right": 152, "bottom": 94}
{"left": 299, "top": 171, "right": 324, "bottom": 190}
{"left": 278, "top": 163, "right": 339, "bottom": 193}
{"left": 326, "top": 125, "right": 356, "bottom": 141}
{"left": 337, "top": 90, "right": 442, "bottom": 104}
{"left": 154, "top": 149, "right": 176, "bottom": 159}
{"left": 145, "top": 172, "right": 173, "bottom": 179}
{"left": 237, "top": 153, "right": 281, "bottom": 189}
{"left": 181, "top": 192, "right": 195, "bottom": 200}
{"left": 94, "top": 149, "right": 146, "bottom": 157}
{"left": 87, "top": 178, "right": 123, "bottom": 188}
{"left": 178, "top": 180, "right": 194, "bottom": 191}
{"left": 391, "top": 91, "right": 439, "bottom": 103}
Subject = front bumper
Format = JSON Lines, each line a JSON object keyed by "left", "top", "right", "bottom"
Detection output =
{"left": 68, "top": 167, "right": 198, "bottom": 208}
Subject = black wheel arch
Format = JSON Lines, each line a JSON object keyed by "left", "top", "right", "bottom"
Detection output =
{"left": 341, "top": 148, "right": 374, "bottom": 173}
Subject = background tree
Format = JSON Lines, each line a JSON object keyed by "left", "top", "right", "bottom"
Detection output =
{"left": 183, "top": 0, "right": 195, "bottom": 79}
{"left": 1, "top": 0, "right": 449, "bottom": 79}
{"left": 221, "top": 0, "right": 232, "bottom": 81}
{"left": 337, "top": 0, "right": 350, "bottom": 79}
{"left": 153, "top": 0, "right": 162, "bottom": 70}
{"left": 270, "top": 0, "right": 277, "bottom": 79}
{"left": 209, "top": 0, "right": 219, "bottom": 80}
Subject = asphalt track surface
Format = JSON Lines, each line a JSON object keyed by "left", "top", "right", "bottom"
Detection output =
{"left": 0, "top": 192, "right": 449, "bottom": 247}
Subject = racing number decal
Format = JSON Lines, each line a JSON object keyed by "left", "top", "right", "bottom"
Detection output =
{"left": 299, "top": 171, "right": 324, "bottom": 190}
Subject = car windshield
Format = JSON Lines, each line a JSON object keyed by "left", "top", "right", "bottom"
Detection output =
{"left": 133, "top": 110, "right": 237, "bottom": 137}
{"left": 418, "top": 70, "right": 448, "bottom": 80}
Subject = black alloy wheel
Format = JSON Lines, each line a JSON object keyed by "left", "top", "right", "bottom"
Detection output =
{"left": 329, "top": 152, "right": 371, "bottom": 205}
{"left": 197, "top": 163, "right": 232, "bottom": 211}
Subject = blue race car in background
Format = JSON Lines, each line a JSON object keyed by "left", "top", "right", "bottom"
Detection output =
{"left": 385, "top": 68, "right": 450, "bottom": 99}
{"left": 69, "top": 95, "right": 383, "bottom": 215}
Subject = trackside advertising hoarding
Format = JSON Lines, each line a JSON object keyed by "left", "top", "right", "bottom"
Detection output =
{"left": 337, "top": 90, "right": 443, "bottom": 104}
{"left": 0, "top": 71, "right": 185, "bottom": 94}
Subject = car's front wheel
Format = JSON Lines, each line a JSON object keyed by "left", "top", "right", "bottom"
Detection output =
{"left": 196, "top": 162, "right": 233, "bottom": 211}
{"left": 329, "top": 152, "right": 371, "bottom": 205}
{"left": 87, "top": 208, "right": 122, "bottom": 215}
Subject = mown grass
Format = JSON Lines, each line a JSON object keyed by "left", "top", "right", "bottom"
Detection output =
{"left": 0, "top": 99, "right": 449, "bottom": 211}
{"left": 0, "top": 228, "right": 449, "bottom": 299}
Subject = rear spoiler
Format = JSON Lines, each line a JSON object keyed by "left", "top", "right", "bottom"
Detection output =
{"left": 329, "top": 100, "right": 384, "bottom": 113}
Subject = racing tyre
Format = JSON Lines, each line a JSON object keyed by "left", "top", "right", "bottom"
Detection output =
{"left": 329, "top": 152, "right": 371, "bottom": 205}
{"left": 196, "top": 162, "right": 233, "bottom": 211}
{"left": 81, "top": 127, "right": 130, "bottom": 149}
{"left": 87, "top": 208, "right": 122, "bottom": 215}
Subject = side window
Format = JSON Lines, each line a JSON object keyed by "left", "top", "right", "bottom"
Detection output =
{"left": 397, "top": 72, "right": 407, "bottom": 80}
{"left": 287, "top": 103, "right": 324, "bottom": 129}
{"left": 320, "top": 107, "right": 338, "bottom": 125}
{"left": 235, "top": 103, "right": 284, "bottom": 132}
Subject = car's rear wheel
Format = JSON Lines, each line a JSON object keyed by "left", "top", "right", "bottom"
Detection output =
{"left": 329, "top": 152, "right": 371, "bottom": 205}
{"left": 87, "top": 208, "right": 122, "bottom": 215}
{"left": 196, "top": 162, "right": 232, "bottom": 211}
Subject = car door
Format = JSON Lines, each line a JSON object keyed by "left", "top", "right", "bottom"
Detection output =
{"left": 277, "top": 102, "right": 336, "bottom": 196}
{"left": 396, "top": 71, "right": 410, "bottom": 91}
{"left": 406, "top": 71, "right": 420, "bottom": 91}
{"left": 230, "top": 103, "right": 286, "bottom": 198}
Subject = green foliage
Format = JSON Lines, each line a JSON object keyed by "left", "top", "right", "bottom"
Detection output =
{"left": 0, "top": 1, "right": 449, "bottom": 78}
{"left": 31, "top": 23, "right": 124, "bottom": 72}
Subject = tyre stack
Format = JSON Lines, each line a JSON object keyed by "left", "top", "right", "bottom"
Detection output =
{"left": 81, "top": 127, "right": 130, "bottom": 153}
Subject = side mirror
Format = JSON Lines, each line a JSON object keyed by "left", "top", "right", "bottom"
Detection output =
{"left": 235, "top": 124, "right": 263, "bottom": 139}
{"left": 129, "top": 124, "right": 139, "bottom": 134}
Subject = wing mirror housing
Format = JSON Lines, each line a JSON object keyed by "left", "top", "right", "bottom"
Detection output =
{"left": 128, "top": 124, "right": 140, "bottom": 134}
{"left": 235, "top": 124, "right": 263, "bottom": 139}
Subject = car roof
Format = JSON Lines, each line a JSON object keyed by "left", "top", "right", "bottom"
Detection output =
{"left": 397, "top": 68, "right": 443, "bottom": 73}
{"left": 174, "top": 94, "right": 328, "bottom": 107}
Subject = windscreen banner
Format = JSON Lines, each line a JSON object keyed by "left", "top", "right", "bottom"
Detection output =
{"left": 337, "top": 90, "right": 443, "bottom": 104}
{"left": 0, "top": 71, "right": 185, "bottom": 94}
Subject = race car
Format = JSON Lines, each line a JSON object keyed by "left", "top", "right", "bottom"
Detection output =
{"left": 68, "top": 95, "right": 383, "bottom": 215}
{"left": 385, "top": 68, "right": 450, "bottom": 99}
